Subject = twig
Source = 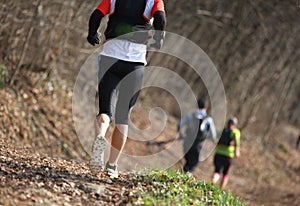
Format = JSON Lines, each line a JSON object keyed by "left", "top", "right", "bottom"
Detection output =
{"left": 9, "top": 27, "right": 34, "bottom": 86}
{"left": 247, "top": 0, "right": 269, "bottom": 38}
{"left": 197, "top": 9, "right": 233, "bottom": 19}
{"left": 9, "top": 0, "right": 42, "bottom": 86}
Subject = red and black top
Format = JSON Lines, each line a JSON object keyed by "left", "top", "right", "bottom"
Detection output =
{"left": 88, "top": 0, "right": 166, "bottom": 40}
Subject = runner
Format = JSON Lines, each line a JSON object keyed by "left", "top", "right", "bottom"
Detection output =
{"left": 87, "top": 0, "right": 166, "bottom": 178}
{"left": 212, "top": 117, "right": 241, "bottom": 189}
{"left": 178, "top": 98, "right": 217, "bottom": 173}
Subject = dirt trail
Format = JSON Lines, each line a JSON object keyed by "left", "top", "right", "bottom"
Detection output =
{"left": 1, "top": 130, "right": 300, "bottom": 206}
{"left": 0, "top": 138, "right": 136, "bottom": 206}
{"left": 1, "top": 102, "right": 299, "bottom": 206}
{"left": 196, "top": 155, "right": 300, "bottom": 206}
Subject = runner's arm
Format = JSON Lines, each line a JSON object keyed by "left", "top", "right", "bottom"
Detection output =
{"left": 235, "top": 146, "right": 241, "bottom": 158}
{"left": 177, "top": 114, "right": 192, "bottom": 132}
{"left": 88, "top": 10, "right": 104, "bottom": 38}
{"left": 206, "top": 117, "right": 217, "bottom": 142}
{"left": 233, "top": 129, "right": 241, "bottom": 158}
{"left": 87, "top": 0, "right": 110, "bottom": 45}
{"left": 153, "top": 11, "right": 166, "bottom": 31}
{"left": 151, "top": 0, "right": 166, "bottom": 49}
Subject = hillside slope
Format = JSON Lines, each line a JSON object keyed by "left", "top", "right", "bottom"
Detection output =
{"left": 0, "top": 136, "right": 247, "bottom": 206}
{"left": 0, "top": 1, "right": 300, "bottom": 205}
{"left": 0, "top": 136, "right": 134, "bottom": 205}
{"left": 1, "top": 0, "right": 299, "bottom": 131}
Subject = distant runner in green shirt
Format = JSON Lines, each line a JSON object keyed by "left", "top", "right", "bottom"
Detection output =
{"left": 212, "top": 117, "right": 241, "bottom": 189}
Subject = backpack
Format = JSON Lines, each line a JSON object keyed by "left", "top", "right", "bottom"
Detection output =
{"left": 183, "top": 114, "right": 209, "bottom": 154}
{"left": 192, "top": 114, "right": 209, "bottom": 143}
{"left": 218, "top": 128, "right": 232, "bottom": 146}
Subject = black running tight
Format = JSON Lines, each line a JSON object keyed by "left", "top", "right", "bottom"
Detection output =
{"left": 97, "top": 55, "right": 144, "bottom": 124}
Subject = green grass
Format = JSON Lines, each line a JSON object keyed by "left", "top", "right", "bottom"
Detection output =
{"left": 129, "top": 169, "right": 245, "bottom": 206}
{"left": 0, "top": 64, "right": 8, "bottom": 89}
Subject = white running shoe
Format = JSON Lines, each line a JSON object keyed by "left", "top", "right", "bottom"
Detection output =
{"left": 90, "top": 135, "right": 107, "bottom": 172}
{"left": 104, "top": 162, "right": 119, "bottom": 178}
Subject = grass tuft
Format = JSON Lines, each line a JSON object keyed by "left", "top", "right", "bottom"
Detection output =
{"left": 129, "top": 169, "right": 245, "bottom": 206}
{"left": 0, "top": 64, "right": 8, "bottom": 89}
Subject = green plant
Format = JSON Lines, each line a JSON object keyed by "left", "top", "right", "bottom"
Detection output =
{"left": 129, "top": 169, "right": 245, "bottom": 206}
{"left": 0, "top": 64, "right": 8, "bottom": 89}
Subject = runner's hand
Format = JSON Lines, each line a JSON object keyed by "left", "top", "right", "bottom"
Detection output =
{"left": 87, "top": 32, "right": 100, "bottom": 46}
{"left": 150, "top": 31, "right": 165, "bottom": 50}
{"left": 150, "top": 39, "right": 163, "bottom": 50}
{"left": 235, "top": 148, "right": 240, "bottom": 158}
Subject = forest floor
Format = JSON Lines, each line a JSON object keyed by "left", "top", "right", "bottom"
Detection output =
{"left": 1, "top": 113, "right": 300, "bottom": 206}
{"left": 0, "top": 137, "right": 138, "bottom": 206}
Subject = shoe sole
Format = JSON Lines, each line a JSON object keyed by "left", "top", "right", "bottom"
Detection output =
{"left": 103, "top": 170, "right": 118, "bottom": 179}
{"left": 90, "top": 137, "right": 107, "bottom": 173}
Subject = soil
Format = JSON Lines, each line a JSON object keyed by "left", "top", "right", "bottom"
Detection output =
{"left": 0, "top": 137, "right": 138, "bottom": 206}
{"left": 2, "top": 106, "right": 299, "bottom": 206}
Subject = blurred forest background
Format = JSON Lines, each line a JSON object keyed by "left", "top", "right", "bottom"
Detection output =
{"left": 0, "top": 0, "right": 300, "bottom": 205}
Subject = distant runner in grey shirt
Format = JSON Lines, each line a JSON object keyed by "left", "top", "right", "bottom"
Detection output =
{"left": 178, "top": 98, "right": 217, "bottom": 173}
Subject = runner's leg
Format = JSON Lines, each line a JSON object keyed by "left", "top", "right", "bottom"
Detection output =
{"left": 183, "top": 146, "right": 199, "bottom": 173}
{"left": 108, "top": 124, "right": 128, "bottom": 165}
{"left": 97, "top": 57, "right": 120, "bottom": 137}
{"left": 220, "top": 157, "right": 232, "bottom": 189}
{"left": 108, "top": 62, "right": 144, "bottom": 165}
{"left": 212, "top": 154, "right": 222, "bottom": 184}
